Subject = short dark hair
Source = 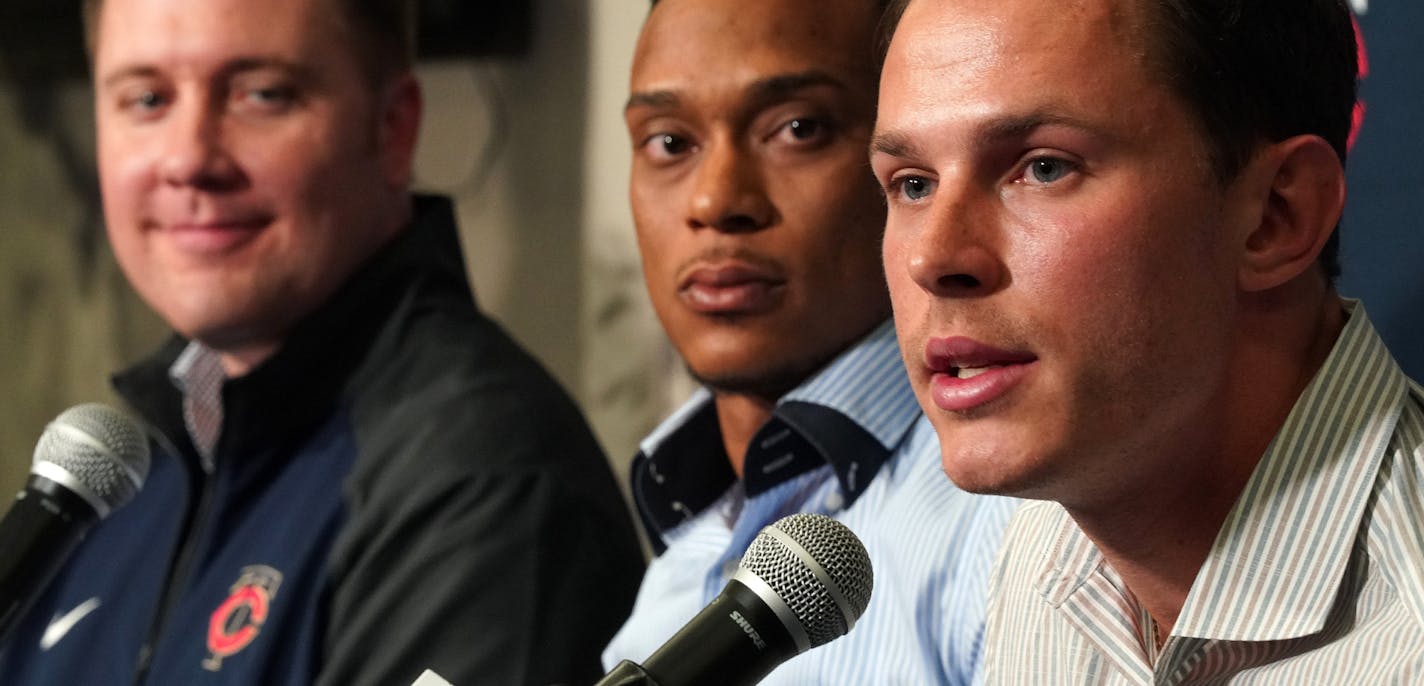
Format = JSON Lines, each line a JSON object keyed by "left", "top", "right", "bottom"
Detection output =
{"left": 83, "top": 0, "right": 417, "bottom": 84}
{"left": 879, "top": 0, "right": 1359, "bottom": 281}
{"left": 647, "top": 0, "right": 900, "bottom": 96}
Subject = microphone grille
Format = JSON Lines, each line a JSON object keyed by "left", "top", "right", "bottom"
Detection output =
{"left": 739, "top": 513, "right": 873, "bottom": 649}
{"left": 33, "top": 403, "right": 151, "bottom": 516}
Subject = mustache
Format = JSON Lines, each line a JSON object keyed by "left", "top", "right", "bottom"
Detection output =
{"left": 902, "top": 302, "right": 1034, "bottom": 350}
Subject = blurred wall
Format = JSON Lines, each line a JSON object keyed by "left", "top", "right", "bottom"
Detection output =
{"left": 0, "top": 79, "right": 168, "bottom": 500}
{"left": 0, "top": 1, "right": 679, "bottom": 502}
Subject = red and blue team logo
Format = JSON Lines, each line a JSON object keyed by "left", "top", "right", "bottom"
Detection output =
{"left": 203, "top": 565, "right": 284, "bottom": 672}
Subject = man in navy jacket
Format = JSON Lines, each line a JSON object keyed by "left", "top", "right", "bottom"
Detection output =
{"left": 0, "top": 0, "right": 644, "bottom": 684}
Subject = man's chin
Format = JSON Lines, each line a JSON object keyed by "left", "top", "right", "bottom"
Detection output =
{"left": 688, "top": 357, "right": 828, "bottom": 401}
{"left": 680, "top": 320, "right": 885, "bottom": 400}
{"left": 939, "top": 447, "right": 1069, "bottom": 501}
{"left": 174, "top": 319, "right": 286, "bottom": 371}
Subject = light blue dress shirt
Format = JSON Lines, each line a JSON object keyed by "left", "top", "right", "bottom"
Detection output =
{"left": 603, "top": 321, "right": 1019, "bottom": 685}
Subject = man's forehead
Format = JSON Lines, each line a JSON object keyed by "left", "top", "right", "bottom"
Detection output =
{"left": 891, "top": 0, "right": 1148, "bottom": 55}
{"left": 94, "top": 0, "right": 359, "bottom": 80}
{"left": 875, "top": 0, "right": 1178, "bottom": 155}
{"left": 630, "top": 0, "right": 881, "bottom": 112}
{"left": 883, "top": 0, "right": 1153, "bottom": 95}
{"left": 634, "top": 0, "right": 881, "bottom": 76}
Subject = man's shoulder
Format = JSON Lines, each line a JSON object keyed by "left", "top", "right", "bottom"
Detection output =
{"left": 343, "top": 299, "right": 605, "bottom": 483}
{"left": 371, "top": 289, "right": 561, "bottom": 390}
{"left": 1366, "top": 385, "right": 1424, "bottom": 622}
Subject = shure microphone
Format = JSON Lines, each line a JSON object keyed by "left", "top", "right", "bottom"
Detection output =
{"left": 0, "top": 403, "right": 150, "bottom": 643}
{"left": 596, "top": 513, "right": 873, "bottom": 686}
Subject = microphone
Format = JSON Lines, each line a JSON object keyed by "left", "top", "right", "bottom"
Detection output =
{"left": 0, "top": 403, "right": 150, "bottom": 643}
{"left": 598, "top": 512, "right": 873, "bottom": 686}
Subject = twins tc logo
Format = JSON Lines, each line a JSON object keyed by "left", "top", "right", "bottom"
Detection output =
{"left": 203, "top": 565, "right": 284, "bottom": 671}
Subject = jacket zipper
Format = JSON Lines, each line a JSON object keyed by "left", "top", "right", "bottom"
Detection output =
{"left": 131, "top": 464, "right": 217, "bottom": 685}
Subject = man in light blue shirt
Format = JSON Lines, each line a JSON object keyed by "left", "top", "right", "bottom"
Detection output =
{"left": 602, "top": 0, "right": 1017, "bottom": 682}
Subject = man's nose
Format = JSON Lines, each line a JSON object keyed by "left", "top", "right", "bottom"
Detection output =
{"left": 901, "top": 181, "right": 1006, "bottom": 298}
{"left": 685, "top": 138, "right": 775, "bottom": 233}
{"left": 158, "top": 102, "right": 242, "bottom": 190}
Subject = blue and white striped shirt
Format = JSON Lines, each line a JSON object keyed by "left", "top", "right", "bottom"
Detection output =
{"left": 604, "top": 321, "right": 1019, "bottom": 685}
{"left": 984, "top": 301, "right": 1424, "bottom": 684}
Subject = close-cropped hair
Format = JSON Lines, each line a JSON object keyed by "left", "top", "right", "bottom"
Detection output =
{"left": 82, "top": 0, "right": 419, "bottom": 84}
{"left": 647, "top": 0, "right": 900, "bottom": 89}
{"left": 879, "top": 0, "right": 1358, "bottom": 281}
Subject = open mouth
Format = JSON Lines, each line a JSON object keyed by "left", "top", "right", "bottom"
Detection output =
{"left": 953, "top": 364, "right": 1008, "bottom": 380}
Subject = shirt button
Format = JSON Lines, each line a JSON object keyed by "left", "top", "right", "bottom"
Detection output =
{"left": 824, "top": 493, "right": 844, "bottom": 511}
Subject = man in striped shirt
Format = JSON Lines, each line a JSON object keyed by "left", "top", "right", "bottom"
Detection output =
{"left": 601, "top": 0, "right": 1019, "bottom": 682}
{"left": 874, "top": 0, "right": 1423, "bottom": 683}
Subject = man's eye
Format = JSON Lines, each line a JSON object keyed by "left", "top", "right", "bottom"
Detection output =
{"left": 773, "top": 117, "right": 832, "bottom": 145}
{"left": 657, "top": 134, "right": 691, "bottom": 155}
{"left": 237, "top": 84, "right": 298, "bottom": 111}
{"left": 899, "top": 176, "right": 935, "bottom": 201}
{"left": 250, "top": 87, "right": 295, "bottom": 103}
{"left": 639, "top": 133, "right": 694, "bottom": 161}
{"left": 787, "top": 118, "right": 822, "bottom": 140}
{"left": 1026, "top": 157, "right": 1074, "bottom": 184}
{"left": 120, "top": 89, "right": 167, "bottom": 113}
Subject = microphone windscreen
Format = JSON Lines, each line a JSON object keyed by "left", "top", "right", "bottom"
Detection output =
{"left": 30, "top": 403, "right": 149, "bottom": 518}
{"left": 736, "top": 512, "right": 873, "bottom": 649}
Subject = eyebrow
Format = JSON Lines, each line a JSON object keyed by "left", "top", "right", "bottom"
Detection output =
{"left": 100, "top": 57, "right": 306, "bottom": 90}
{"left": 100, "top": 65, "right": 162, "bottom": 90}
{"left": 624, "top": 69, "right": 849, "bottom": 114}
{"left": 625, "top": 89, "right": 679, "bottom": 111}
{"left": 977, "top": 113, "right": 1101, "bottom": 142}
{"left": 871, "top": 112, "right": 1109, "bottom": 158}
{"left": 869, "top": 129, "right": 919, "bottom": 159}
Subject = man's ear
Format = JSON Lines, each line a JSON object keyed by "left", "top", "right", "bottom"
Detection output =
{"left": 378, "top": 72, "right": 423, "bottom": 190}
{"left": 1237, "top": 135, "right": 1345, "bottom": 292}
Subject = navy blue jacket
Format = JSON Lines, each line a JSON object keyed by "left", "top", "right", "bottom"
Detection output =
{"left": 0, "top": 196, "right": 644, "bottom": 685}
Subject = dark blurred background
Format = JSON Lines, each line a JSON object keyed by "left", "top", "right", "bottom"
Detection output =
{"left": 1337, "top": 1, "right": 1424, "bottom": 379}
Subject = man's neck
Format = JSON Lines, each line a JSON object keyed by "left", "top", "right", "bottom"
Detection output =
{"left": 1068, "top": 460, "right": 1254, "bottom": 637}
{"left": 712, "top": 392, "right": 778, "bottom": 479}
{"left": 216, "top": 341, "right": 281, "bottom": 377}
{"left": 1069, "top": 291, "right": 1348, "bottom": 638}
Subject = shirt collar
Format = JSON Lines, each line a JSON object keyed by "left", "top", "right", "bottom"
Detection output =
{"left": 168, "top": 342, "right": 226, "bottom": 472}
{"left": 630, "top": 321, "right": 921, "bottom": 552}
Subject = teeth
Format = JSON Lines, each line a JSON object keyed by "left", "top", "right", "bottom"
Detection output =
{"left": 957, "top": 365, "right": 1001, "bottom": 379}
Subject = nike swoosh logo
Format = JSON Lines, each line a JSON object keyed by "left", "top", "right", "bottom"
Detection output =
{"left": 41, "top": 597, "right": 101, "bottom": 651}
